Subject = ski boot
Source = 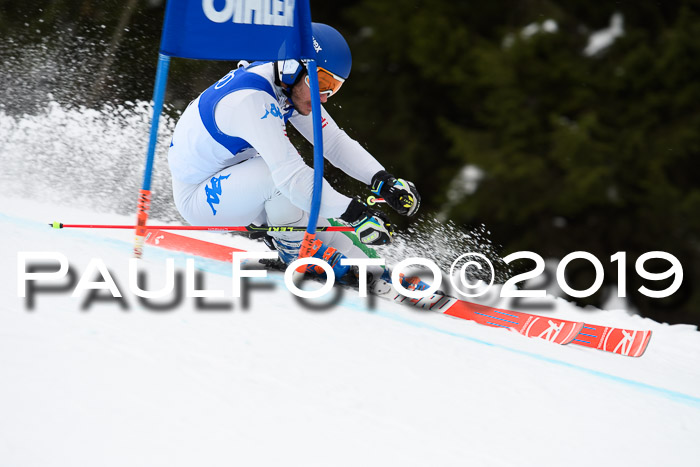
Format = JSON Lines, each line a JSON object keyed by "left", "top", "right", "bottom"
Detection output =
{"left": 273, "top": 237, "right": 352, "bottom": 281}
{"left": 365, "top": 269, "right": 435, "bottom": 296}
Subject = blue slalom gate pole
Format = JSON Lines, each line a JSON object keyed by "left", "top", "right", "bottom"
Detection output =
{"left": 141, "top": 53, "right": 171, "bottom": 192}
{"left": 306, "top": 60, "right": 324, "bottom": 234}
{"left": 296, "top": 2, "right": 325, "bottom": 262}
{"left": 134, "top": 53, "right": 171, "bottom": 258}
{"left": 296, "top": 60, "right": 325, "bottom": 262}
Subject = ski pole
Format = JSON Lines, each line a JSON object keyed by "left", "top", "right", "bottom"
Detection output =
{"left": 50, "top": 222, "right": 355, "bottom": 232}
{"left": 52, "top": 198, "right": 386, "bottom": 232}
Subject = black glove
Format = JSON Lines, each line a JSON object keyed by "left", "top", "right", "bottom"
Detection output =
{"left": 371, "top": 170, "right": 421, "bottom": 217}
{"left": 340, "top": 197, "right": 395, "bottom": 245}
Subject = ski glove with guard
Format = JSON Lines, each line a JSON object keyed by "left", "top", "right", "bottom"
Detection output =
{"left": 340, "top": 197, "right": 395, "bottom": 245}
{"left": 371, "top": 170, "right": 421, "bottom": 217}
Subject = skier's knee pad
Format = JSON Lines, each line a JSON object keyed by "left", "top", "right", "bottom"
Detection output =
{"left": 264, "top": 191, "right": 305, "bottom": 227}
{"left": 265, "top": 192, "right": 306, "bottom": 263}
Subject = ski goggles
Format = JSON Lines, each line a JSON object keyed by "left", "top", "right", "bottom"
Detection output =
{"left": 304, "top": 67, "right": 345, "bottom": 97}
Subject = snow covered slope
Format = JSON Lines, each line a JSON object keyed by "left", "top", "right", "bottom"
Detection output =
{"left": 1, "top": 197, "right": 699, "bottom": 467}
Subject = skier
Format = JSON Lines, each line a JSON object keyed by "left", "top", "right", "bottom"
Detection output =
{"left": 167, "top": 23, "right": 420, "bottom": 283}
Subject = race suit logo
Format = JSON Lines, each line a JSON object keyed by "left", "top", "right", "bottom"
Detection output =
{"left": 205, "top": 173, "right": 231, "bottom": 215}
{"left": 261, "top": 103, "right": 283, "bottom": 120}
{"left": 202, "top": 0, "right": 295, "bottom": 27}
{"left": 215, "top": 70, "right": 237, "bottom": 89}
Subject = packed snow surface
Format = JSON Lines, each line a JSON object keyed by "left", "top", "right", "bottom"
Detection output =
{"left": 1, "top": 197, "right": 699, "bottom": 467}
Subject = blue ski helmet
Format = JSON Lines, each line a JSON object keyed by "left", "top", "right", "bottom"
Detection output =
{"left": 278, "top": 23, "right": 352, "bottom": 87}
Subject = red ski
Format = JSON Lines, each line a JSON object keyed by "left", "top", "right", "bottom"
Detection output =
{"left": 144, "top": 229, "right": 651, "bottom": 356}
{"left": 391, "top": 293, "right": 583, "bottom": 345}
{"left": 144, "top": 228, "right": 247, "bottom": 261}
{"left": 571, "top": 323, "right": 651, "bottom": 357}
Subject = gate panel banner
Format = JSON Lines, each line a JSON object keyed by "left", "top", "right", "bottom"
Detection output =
{"left": 160, "top": 0, "right": 309, "bottom": 60}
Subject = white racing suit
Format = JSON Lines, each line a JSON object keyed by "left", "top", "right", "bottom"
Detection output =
{"left": 168, "top": 62, "right": 385, "bottom": 278}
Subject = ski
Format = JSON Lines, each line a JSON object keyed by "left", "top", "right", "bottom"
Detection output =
{"left": 144, "top": 228, "right": 248, "bottom": 261}
{"left": 391, "top": 292, "right": 651, "bottom": 356}
{"left": 570, "top": 323, "right": 651, "bottom": 357}
{"left": 392, "top": 293, "right": 583, "bottom": 345}
{"left": 143, "top": 229, "right": 651, "bottom": 356}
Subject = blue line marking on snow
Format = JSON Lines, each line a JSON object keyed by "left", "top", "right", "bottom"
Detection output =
{"left": 8, "top": 212, "right": 700, "bottom": 411}
{"left": 362, "top": 308, "right": 700, "bottom": 410}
